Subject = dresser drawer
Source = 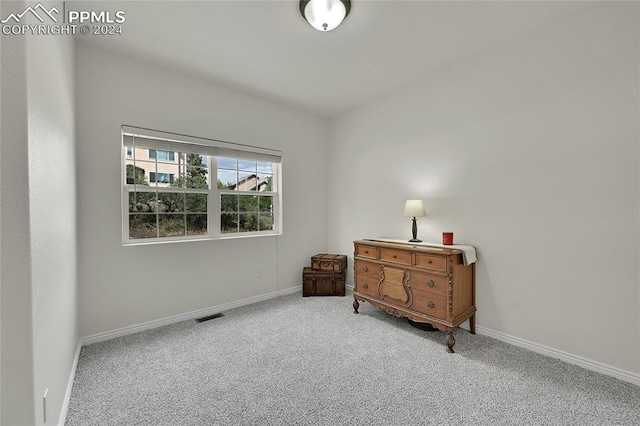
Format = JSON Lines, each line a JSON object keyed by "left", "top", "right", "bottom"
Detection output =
{"left": 379, "top": 248, "right": 411, "bottom": 265}
{"left": 354, "top": 259, "right": 380, "bottom": 280}
{"left": 414, "top": 253, "right": 447, "bottom": 272}
{"left": 355, "top": 274, "right": 379, "bottom": 298}
{"left": 407, "top": 270, "right": 447, "bottom": 296}
{"left": 410, "top": 289, "right": 447, "bottom": 319}
{"left": 356, "top": 244, "right": 377, "bottom": 259}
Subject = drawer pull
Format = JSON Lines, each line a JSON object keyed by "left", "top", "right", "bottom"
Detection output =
{"left": 427, "top": 280, "right": 435, "bottom": 288}
{"left": 428, "top": 260, "right": 432, "bottom": 264}
{"left": 362, "top": 283, "right": 369, "bottom": 289}
{"left": 362, "top": 266, "right": 369, "bottom": 272}
{"left": 364, "top": 250, "right": 369, "bottom": 254}
{"left": 427, "top": 301, "right": 435, "bottom": 309}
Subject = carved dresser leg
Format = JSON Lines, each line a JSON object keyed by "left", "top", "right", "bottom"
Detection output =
{"left": 353, "top": 298, "right": 360, "bottom": 314}
{"left": 446, "top": 328, "right": 456, "bottom": 353}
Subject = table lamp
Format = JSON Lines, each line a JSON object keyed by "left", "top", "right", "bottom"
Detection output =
{"left": 403, "top": 200, "right": 426, "bottom": 243}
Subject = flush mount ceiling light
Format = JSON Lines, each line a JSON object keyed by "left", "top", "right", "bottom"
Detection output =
{"left": 300, "top": 0, "right": 351, "bottom": 32}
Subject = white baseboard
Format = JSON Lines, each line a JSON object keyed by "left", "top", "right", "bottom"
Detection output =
{"left": 476, "top": 325, "right": 640, "bottom": 387}
{"left": 347, "top": 282, "right": 638, "bottom": 386}
{"left": 59, "top": 341, "right": 81, "bottom": 426}
{"left": 80, "top": 286, "right": 301, "bottom": 346}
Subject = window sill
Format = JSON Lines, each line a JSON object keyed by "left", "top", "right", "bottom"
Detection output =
{"left": 122, "top": 231, "right": 282, "bottom": 247}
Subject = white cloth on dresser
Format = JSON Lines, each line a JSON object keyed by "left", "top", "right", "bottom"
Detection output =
{"left": 370, "top": 238, "right": 478, "bottom": 266}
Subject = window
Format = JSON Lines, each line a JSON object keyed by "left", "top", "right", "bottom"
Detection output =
{"left": 148, "top": 149, "right": 175, "bottom": 161}
{"left": 149, "top": 172, "right": 175, "bottom": 184}
{"left": 122, "top": 126, "right": 281, "bottom": 244}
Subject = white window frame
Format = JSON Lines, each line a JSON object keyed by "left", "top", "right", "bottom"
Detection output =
{"left": 121, "top": 126, "right": 282, "bottom": 245}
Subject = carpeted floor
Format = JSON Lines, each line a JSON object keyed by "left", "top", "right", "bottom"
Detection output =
{"left": 65, "top": 293, "right": 640, "bottom": 425}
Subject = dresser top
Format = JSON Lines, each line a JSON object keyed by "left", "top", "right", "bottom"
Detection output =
{"left": 354, "top": 239, "right": 462, "bottom": 255}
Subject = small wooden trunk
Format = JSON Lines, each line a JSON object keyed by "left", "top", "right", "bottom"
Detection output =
{"left": 302, "top": 267, "right": 345, "bottom": 297}
{"left": 311, "top": 254, "right": 348, "bottom": 272}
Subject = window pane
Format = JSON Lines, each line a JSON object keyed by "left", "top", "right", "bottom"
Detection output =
{"left": 238, "top": 159, "right": 257, "bottom": 173}
{"left": 129, "top": 191, "right": 157, "bottom": 213}
{"left": 184, "top": 153, "right": 207, "bottom": 169}
{"left": 125, "top": 161, "right": 151, "bottom": 185}
{"left": 186, "top": 194, "right": 207, "bottom": 213}
{"left": 221, "top": 194, "right": 238, "bottom": 212}
{"left": 258, "top": 195, "right": 272, "bottom": 212}
{"left": 172, "top": 154, "right": 209, "bottom": 189}
{"left": 158, "top": 192, "right": 184, "bottom": 212}
{"left": 257, "top": 173, "right": 273, "bottom": 192}
{"left": 159, "top": 214, "right": 185, "bottom": 237}
{"left": 129, "top": 214, "right": 157, "bottom": 239}
{"left": 257, "top": 161, "right": 272, "bottom": 174}
{"left": 239, "top": 195, "right": 258, "bottom": 212}
{"left": 217, "top": 169, "right": 237, "bottom": 190}
{"left": 184, "top": 166, "right": 208, "bottom": 189}
{"left": 239, "top": 213, "right": 258, "bottom": 232}
{"left": 259, "top": 213, "right": 274, "bottom": 231}
{"left": 187, "top": 214, "right": 207, "bottom": 236}
{"left": 218, "top": 157, "right": 236, "bottom": 170}
{"left": 238, "top": 171, "right": 257, "bottom": 191}
{"left": 221, "top": 213, "right": 238, "bottom": 233}
{"left": 148, "top": 149, "right": 156, "bottom": 159}
{"left": 127, "top": 160, "right": 156, "bottom": 186}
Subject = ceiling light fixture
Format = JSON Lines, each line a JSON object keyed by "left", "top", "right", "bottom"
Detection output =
{"left": 300, "top": 0, "right": 351, "bottom": 32}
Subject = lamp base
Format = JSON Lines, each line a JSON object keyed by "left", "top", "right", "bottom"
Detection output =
{"left": 409, "top": 217, "right": 422, "bottom": 243}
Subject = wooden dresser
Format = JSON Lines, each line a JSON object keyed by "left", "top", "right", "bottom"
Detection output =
{"left": 353, "top": 239, "right": 476, "bottom": 353}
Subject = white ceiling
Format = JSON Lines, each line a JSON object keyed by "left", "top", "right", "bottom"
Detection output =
{"left": 75, "top": 0, "right": 597, "bottom": 117}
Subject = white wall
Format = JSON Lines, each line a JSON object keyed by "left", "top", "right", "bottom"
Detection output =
{"left": 1, "top": 1, "right": 79, "bottom": 425}
{"left": 75, "top": 43, "right": 329, "bottom": 338}
{"left": 1, "top": 2, "right": 35, "bottom": 424}
{"left": 27, "top": 14, "right": 79, "bottom": 426}
{"left": 328, "top": 4, "right": 640, "bottom": 375}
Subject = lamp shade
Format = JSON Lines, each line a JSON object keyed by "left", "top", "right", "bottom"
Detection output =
{"left": 300, "top": 0, "right": 351, "bottom": 32}
{"left": 403, "top": 200, "right": 426, "bottom": 217}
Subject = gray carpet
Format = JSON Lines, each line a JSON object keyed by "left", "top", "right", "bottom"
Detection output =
{"left": 65, "top": 293, "right": 640, "bottom": 425}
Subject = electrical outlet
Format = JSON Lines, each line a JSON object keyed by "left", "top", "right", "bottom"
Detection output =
{"left": 256, "top": 270, "right": 262, "bottom": 279}
{"left": 43, "top": 388, "right": 48, "bottom": 423}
